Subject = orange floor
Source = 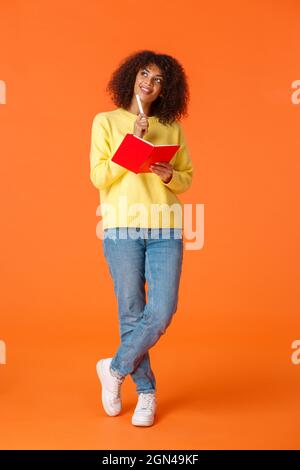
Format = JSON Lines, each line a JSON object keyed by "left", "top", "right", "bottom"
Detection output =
{"left": 1, "top": 328, "right": 299, "bottom": 450}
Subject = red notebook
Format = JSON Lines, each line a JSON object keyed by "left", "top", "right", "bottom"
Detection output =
{"left": 111, "top": 133, "right": 180, "bottom": 174}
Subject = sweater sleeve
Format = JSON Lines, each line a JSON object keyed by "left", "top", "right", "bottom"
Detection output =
{"left": 161, "top": 122, "right": 194, "bottom": 194}
{"left": 89, "top": 113, "right": 127, "bottom": 190}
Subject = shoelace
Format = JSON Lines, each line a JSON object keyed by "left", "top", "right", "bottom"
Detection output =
{"left": 138, "top": 393, "right": 156, "bottom": 410}
{"left": 111, "top": 375, "right": 125, "bottom": 401}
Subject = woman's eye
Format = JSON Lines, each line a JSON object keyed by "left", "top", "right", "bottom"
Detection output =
{"left": 141, "top": 71, "right": 162, "bottom": 84}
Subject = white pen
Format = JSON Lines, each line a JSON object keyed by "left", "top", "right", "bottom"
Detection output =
{"left": 135, "top": 93, "right": 144, "bottom": 114}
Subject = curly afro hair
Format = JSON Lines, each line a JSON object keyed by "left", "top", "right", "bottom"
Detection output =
{"left": 106, "top": 49, "right": 190, "bottom": 125}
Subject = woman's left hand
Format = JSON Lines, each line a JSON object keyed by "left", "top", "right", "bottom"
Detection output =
{"left": 150, "top": 162, "right": 173, "bottom": 183}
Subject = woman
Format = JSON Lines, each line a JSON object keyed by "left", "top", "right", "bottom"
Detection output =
{"left": 89, "top": 50, "right": 194, "bottom": 427}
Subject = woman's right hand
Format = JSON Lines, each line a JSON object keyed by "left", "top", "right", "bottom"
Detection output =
{"left": 133, "top": 113, "right": 149, "bottom": 138}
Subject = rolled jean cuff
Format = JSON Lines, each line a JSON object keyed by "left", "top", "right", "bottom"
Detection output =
{"left": 110, "top": 366, "right": 125, "bottom": 380}
{"left": 137, "top": 390, "right": 156, "bottom": 395}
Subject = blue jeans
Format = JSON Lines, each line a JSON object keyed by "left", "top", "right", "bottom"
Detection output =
{"left": 102, "top": 227, "right": 184, "bottom": 395}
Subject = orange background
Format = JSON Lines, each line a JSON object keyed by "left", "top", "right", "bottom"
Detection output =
{"left": 1, "top": 0, "right": 300, "bottom": 450}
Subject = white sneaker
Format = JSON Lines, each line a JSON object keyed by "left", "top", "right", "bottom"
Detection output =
{"left": 131, "top": 392, "right": 157, "bottom": 426}
{"left": 96, "top": 358, "right": 125, "bottom": 416}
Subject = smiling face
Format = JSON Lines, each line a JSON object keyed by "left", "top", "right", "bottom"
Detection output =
{"left": 133, "top": 63, "right": 164, "bottom": 105}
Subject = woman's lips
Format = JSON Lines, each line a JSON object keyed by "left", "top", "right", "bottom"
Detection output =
{"left": 140, "top": 86, "right": 152, "bottom": 94}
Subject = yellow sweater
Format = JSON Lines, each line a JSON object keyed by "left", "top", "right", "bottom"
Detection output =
{"left": 89, "top": 107, "right": 194, "bottom": 229}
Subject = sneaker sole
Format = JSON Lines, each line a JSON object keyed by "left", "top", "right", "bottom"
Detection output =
{"left": 131, "top": 416, "right": 155, "bottom": 426}
{"left": 96, "top": 360, "right": 121, "bottom": 417}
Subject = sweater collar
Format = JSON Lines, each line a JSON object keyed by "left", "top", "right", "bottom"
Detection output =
{"left": 117, "top": 107, "right": 159, "bottom": 121}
